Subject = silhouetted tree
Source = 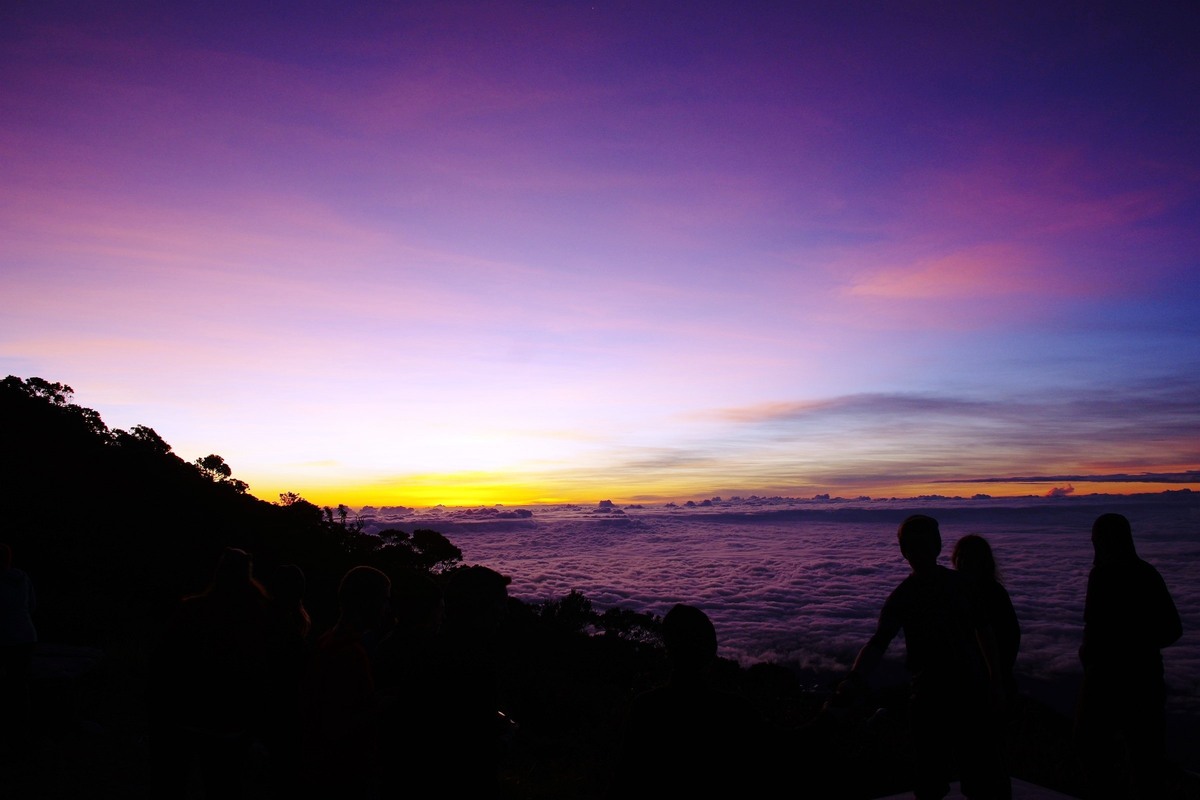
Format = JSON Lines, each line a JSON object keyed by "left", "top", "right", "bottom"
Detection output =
{"left": 5, "top": 375, "right": 72, "bottom": 405}
{"left": 195, "top": 454, "right": 233, "bottom": 481}
{"left": 538, "top": 590, "right": 596, "bottom": 635}
{"left": 410, "top": 528, "right": 462, "bottom": 572}
{"left": 378, "top": 528, "right": 409, "bottom": 547}
{"left": 194, "top": 454, "right": 249, "bottom": 494}
{"left": 596, "top": 607, "right": 663, "bottom": 647}
{"left": 3, "top": 375, "right": 108, "bottom": 435}
{"left": 114, "top": 424, "right": 173, "bottom": 457}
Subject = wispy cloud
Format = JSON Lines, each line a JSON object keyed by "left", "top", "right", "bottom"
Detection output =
{"left": 951, "top": 471, "right": 1200, "bottom": 485}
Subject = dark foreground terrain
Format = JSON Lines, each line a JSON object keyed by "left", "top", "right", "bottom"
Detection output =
{"left": 4, "top": 638, "right": 1200, "bottom": 800}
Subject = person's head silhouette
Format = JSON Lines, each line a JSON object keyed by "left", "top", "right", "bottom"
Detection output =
{"left": 443, "top": 565, "right": 510, "bottom": 638}
{"left": 952, "top": 533, "right": 1000, "bottom": 583}
{"left": 662, "top": 603, "right": 717, "bottom": 680}
{"left": 1091, "top": 512, "right": 1137, "bottom": 565}
{"left": 898, "top": 514, "right": 941, "bottom": 569}
{"left": 212, "top": 547, "right": 255, "bottom": 589}
{"left": 337, "top": 566, "right": 391, "bottom": 634}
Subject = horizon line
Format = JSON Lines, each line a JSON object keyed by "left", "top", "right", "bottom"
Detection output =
{"left": 298, "top": 487, "right": 1196, "bottom": 514}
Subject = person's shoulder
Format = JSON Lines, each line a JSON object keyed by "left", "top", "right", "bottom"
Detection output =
{"left": 707, "top": 685, "right": 762, "bottom": 722}
{"left": 936, "top": 564, "right": 960, "bottom": 581}
{"left": 1134, "top": 557, "right": 1166, "bottom": 577}
{"left": 0, "top": 566, "right": 30, "bottom": 583}
{"left": 980, "top": 576, "right": 1011, "bottom": 599}
{"left": 1135, "top": 559, "right": 1178, "bottom": 598}
{"left": 890, "top": 570, "right": 922, "bottom": 591}
{"left": 880, "top": 580, "right": 908, "bottom": 611}
{"left": 897, "top": 565, "right": 957, "bottom": 592}
{"left": 882, "top": 571, "right": 925, "bottom": 608}
{"left": 938, "top": 564, "right": 974, "bottom": 592}
{"left": 979, "top": 581, "right": 1017, "bottom": 622}
{"left": 994, "top": 584, "right": 1017, "bottom": 614}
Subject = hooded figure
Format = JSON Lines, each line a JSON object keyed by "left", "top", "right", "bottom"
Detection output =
{"left": 1075, "top": 513, "right": 1182, "bottom": 799}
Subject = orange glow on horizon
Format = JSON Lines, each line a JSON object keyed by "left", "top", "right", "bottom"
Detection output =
{"left": 249, "top": 475, "right": 1198, "bottom": 511}
{"left": 250, "top": 473, "right": 603, "bottom": 510}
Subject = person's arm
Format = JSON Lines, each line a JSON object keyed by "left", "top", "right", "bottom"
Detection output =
{"left": 1155, "top": 570, "right": 1183, "bottom": 649}
{"left": 974, "top": 623, "right": 1006, "bottom": 709}
{"left": 1079, "top": 568, "right": 1100, "bottom": 665}
{"left": 1002, "top": 585, "right": 1020, "bottom": 668}
{"left": 854, "top": 590, "right": 902, "bottom": 680}
{"left": 829, "top": 599, "right": 899, "bottom": 707}
{"left": 849, "top": 638, "right": 886, "bottom": 679}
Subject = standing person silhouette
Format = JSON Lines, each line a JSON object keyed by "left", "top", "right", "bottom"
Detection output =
{"left": 953, "top": 534, "right": 1020, "bottom": 799}
{"left": 1075, "top": 513, "right": 1182, "bottom": 799}
{"left": 372, "top": 569, "right": 446, "bottom": 800}
{"left": 301, "top": 565, "right": 392, "bottom": 800}
{"left": 614, "top": 603, "right": 770, "bottom": 799}
{"left": 152, "top": 546, "right": 277, "bottom": 799}
{"left": 952, "top": 535, "right": 1020, "bottom": 699}
{"left": 261, "top": 563, "right": 312, "bottom": 800}
{"left": 833, "top": 515, "right": 1003, "bottom": 800}
{"left": 424, "top": 565, "right": 514, "bottom": 799}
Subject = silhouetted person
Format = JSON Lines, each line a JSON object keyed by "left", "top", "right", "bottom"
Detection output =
{"left": 152, "top": 547, "right": 276, "bottom": 799}
{"left": 1074, "top": 513, "right": 1182, "bottom": 799}
{"left": 267, "top": 563, "right": 312, "bottom": 641}
{"left": 301, "top": 565, "right": 392, "bottom": 800}
{"left": 373, "top": 569, "right": 446, "bottom": 798}
{"left": 614, "top": 603, "right": 770, "bottom": 799}
{"left": 386, "top": 568, "right": 445, "bottom": 650}
{"left": 424, "top": 565, "right": 513, "bottom": 798}
{"left": 0, "top": 543, "right": 37, "bottom": 756}
{"left": 952, "top": 535, "right": 1020, "bottom": 700}
{"left": 261, "top": 564, "right": 313, "bottom": 800}
{"left": 953, "top": 534, "right": 1020, "bottom": 799}
{"left": 834, "top": 515, "right": 1003, "bottom": 800}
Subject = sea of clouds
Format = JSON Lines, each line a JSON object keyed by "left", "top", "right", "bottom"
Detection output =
{"left": 360, "top": 493, "right": 1199, "bottom": 720}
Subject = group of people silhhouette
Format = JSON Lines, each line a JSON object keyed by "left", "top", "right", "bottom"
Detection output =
{"left": 613, "top": 512, "right": 1181, "bottom": 800}
{"left": 131, "top": 510, "right": 1181, "bottom": 799}
{"left": 148, "top": 549, "right": 514, "bottom": 799}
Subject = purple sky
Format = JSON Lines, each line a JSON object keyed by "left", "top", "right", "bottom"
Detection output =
{"left": 2, "top": 2, "right": 1198, "bottom": 506}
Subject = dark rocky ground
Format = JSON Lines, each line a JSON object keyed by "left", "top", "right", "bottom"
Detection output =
{"left": 5, "top": 643, "right": 1199, "bottom": 800}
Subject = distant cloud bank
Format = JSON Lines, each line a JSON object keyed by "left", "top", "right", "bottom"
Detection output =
{"left": 952, "top": 471, "right": 1200, "bottom": 484}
